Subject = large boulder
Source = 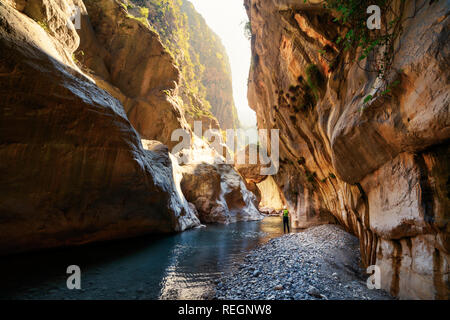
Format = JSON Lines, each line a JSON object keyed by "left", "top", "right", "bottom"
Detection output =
{"left": 180, "top": 163, "right": 262, "bottom": 224}
{"left": 245, "top": 0, "right": 449, "bottom": 299}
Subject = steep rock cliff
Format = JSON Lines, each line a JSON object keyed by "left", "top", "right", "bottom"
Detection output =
{"left": 0, "top": 0, "right": 200, "bottom": 255}
{"left": 246, "top": 0, "right": 449, "bottom": 299}
{"left": 75, "top": 0, "right": 259, "bottom": 224}
{"left": 75, "top": 0, "right": 189, "bottom": 149}
{"left": 128, "top": 0, "right": 239, "bottom": 130}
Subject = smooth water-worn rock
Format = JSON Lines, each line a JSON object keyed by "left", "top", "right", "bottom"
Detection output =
{"left": 245, "top": 0, "right": 449, "bottom": 299}
{"left": 257, "top": 176, "right": 285, "bottom": 211}
{"left": 0, "top": 0, "right": 200, "bottom": 254}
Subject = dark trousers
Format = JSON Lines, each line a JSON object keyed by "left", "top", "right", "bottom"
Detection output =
{"left": 283, "top": 216, "right": 290, "bottom": 233}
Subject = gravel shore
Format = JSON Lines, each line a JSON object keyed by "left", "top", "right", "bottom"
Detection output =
{"left": 215, "top": 224, "right": 393, "bottom": 300}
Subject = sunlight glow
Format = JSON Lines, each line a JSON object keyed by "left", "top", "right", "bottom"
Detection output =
{"left": 190, "top": 0, "right": 257, "bottom": 128}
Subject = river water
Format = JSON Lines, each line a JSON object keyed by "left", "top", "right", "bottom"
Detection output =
{"left": 0, "top": 216, "right": 296, "bottom": 300}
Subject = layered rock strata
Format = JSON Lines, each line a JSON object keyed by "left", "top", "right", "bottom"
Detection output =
{"left": 245, "top": 0, "right": 449, "bottom": 299}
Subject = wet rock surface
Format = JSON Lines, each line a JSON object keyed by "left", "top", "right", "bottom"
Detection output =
{"left": 215, "top": 225, "right": 392, "bottom": 300}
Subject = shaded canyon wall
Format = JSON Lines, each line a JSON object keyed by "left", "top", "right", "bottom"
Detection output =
{"left": 245, "top": 0, "right": 449, "bottom": 299}
{"left": 0, "top": 0, "right": 200, "bottom": 254}
{"left": 0, "top": 0, "right": 259, "bottom": 254}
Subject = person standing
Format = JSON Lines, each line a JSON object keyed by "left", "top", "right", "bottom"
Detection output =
{"left": 282, "top": 206, "right": 290, "bottom": 233}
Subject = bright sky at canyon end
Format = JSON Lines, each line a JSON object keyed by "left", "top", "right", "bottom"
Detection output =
{"left": 190, "top": 0, "right": 257, "bottom": 127}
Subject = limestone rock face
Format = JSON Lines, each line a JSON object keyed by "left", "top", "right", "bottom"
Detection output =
{"left": 245, "top": 181, "right": 262, "bottom": 207}
{"left": 180, "top": 162, "right": 262, "bottom": 224}
{"left": 257, "top": 176, "right": 284, "bottom": 211}
{"left": 75, "top": 0, "right": 259, "bottom": 227}
{"left": 0, "top": 0, "right": 200, "bottom": 255}
{"left": 246, "top": 0, "right": 449, "bottom": 299}
{"left": 234, "top": 144, "right": 283, "bottom": 209}
{"left": 180, "top": 164, "right": 223, "bottom": 223}
{"left": 172, "top": 135, "right": 263, "bottom": 223}
{"left": 141, "top": 140, "right": 201, "bottom": 231}
{"left": 75, "top": 0, "right": 188, "bottom": 149}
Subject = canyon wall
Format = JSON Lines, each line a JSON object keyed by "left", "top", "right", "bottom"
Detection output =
{"left": 257, "top": 176, "right": 284, "bottom": 211}
{"left": 0, "top": 0, "right": 200, "bottom": 255}
{"left": 128, "top": 0, "right": 239, "bottom": 130}
{"left": 0, "top": 0, "right": 258, "bottom": 254}
{"left": 76, "top": 0, "right": 260, "bottom": 224}
{"left": 245, "top": 0, "right": 449, "bottom": 299}
{"left": 77, "top": 0, "right": 188, "bottom": 149}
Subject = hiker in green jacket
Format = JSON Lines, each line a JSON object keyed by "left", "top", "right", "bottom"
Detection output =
{"left": 282, "top": 206, "right": 290, "bottom": 233}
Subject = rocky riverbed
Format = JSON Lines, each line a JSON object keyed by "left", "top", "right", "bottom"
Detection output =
{"left": 215, "top": 224, "right": 393, "bottom": 300}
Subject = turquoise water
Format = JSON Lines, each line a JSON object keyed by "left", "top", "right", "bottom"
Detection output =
{"left": 0, "top": 216, "right": 293, "bottom": 299}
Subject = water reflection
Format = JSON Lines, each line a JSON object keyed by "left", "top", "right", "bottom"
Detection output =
{"left": 159, "top": 219, "right": 270, "bottom": 299}
{"left": 0, "top": 216, "right": 292, "bottom": 300}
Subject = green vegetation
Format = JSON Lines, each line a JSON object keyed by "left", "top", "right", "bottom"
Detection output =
{"left": 243, "top": 21, "right": 252, "bottom": 40}
{"left": 126, "top": 13, "right": 150, "bottom": 26}
{"left": 36, "top": 20, "right": 49, "bottom": 33}
{"left": 306, "top": 64, "right": 323, "bottom": 90}
{"left": 282, "top": 65, "right": 322, "bottom": 115}
{"left": 120, "top": 2, "right": 128, "bottom": 10}
{"left": 140, "top": 6, "right": 149, "bottom": 18}
{"left": 129, "top": 0, "right": 239, "bottom": 128}
{"left": 313, "top": 0, "right": 406, "bottom": 101}
{"left": 72, "top": 50, "right": 85, "bottom": 65}
{"left": 363, "top": 94, "right": 373, "bottom": 104}
{"left": 305, "top": 64, "right": 324, "bottom": 99}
